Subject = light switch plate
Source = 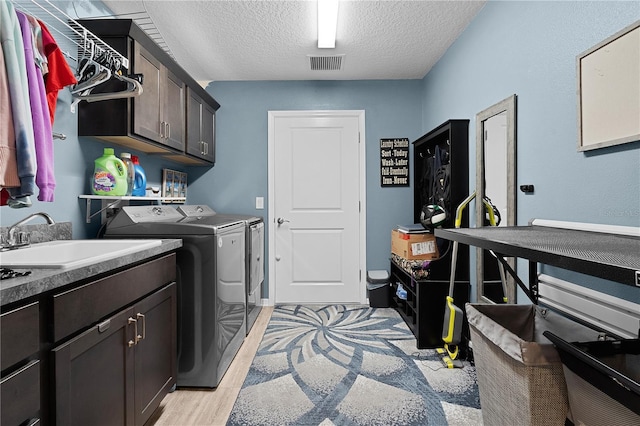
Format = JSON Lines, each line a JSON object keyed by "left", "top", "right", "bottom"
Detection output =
{"left": 256, "top": 197, "right": 264, "bottom": 209}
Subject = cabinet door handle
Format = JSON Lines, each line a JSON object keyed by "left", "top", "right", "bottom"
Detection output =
{"left": 136, "top": 313, "right": 146, "bottom": 341}
{"left": 98, "top": 319, "right": 111, "bottom": 333}
{"left": 166, "top": 122, "right": 171, "bottom": 139}
{"left": 128, "top": 317, "right": 138, "bottom": 347}
{"left": 161, "top": 121, "right": 169, "bottom": 139}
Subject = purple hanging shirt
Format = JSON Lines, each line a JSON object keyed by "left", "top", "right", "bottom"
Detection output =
{"left": 17, "top": 10, "right": 55, "bottom": 202}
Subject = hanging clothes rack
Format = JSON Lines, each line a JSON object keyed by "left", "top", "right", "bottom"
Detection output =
{"left": 85, "top": 8, "right": 177, "bottom": 62}
{"left": 11, "top": 0, "right": 143, "bottom": 111}
{"left": 10, "top": 0, "right": 129, "bottom": 71}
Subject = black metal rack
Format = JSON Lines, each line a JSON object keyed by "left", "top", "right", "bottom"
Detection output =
{"left": 543, "top": 331, "right": 640, "bottom": 416}
{"left": 435, "top": 225, "right": 640, "bottom": 300}
{"left": 435, "top": 223, "right": 640, "bottom": 414}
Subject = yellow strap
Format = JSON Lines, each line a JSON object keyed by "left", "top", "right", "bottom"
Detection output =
{"left": 444, "top": 342, "right": 459, "bottom": 360}
{"left": 441, "top": 356, "right": 455, "bottom": 369}
{"left": 454, "top": 191, "right": 476, "bottom": 228}
{"left": 442, "top": 296, "right": 457, "bottom": 343}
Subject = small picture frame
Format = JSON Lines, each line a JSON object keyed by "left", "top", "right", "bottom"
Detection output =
{"left": 162, "top": 169, "right": 174, "bottom": 198}
{"left": 179, "top": 173, "right": 188, "bottom": 198}
{"left": 162, "top": 169, "right": 187, "bottom": 202}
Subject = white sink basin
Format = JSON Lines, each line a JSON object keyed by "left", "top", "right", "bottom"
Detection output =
{"left": 0, "top": 239, "right": 163, "bottom": 270}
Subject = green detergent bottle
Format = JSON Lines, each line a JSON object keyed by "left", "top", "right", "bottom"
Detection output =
{"left": 92, "top": 148, "right": 127, "bottom": 196}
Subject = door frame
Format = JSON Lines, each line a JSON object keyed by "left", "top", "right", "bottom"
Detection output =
{"left": 267, "top": 110, "right": 367, "bottom": 306}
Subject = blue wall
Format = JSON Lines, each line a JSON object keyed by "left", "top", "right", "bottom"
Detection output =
{"left": 191, "top": 80, "right": 423, "bottom": 294}
{"left": 422, "top": 1, "right": 639, "bottom": 227}
{"left": 421, "top": 1, "right": 640, "bottom": 302}
{"left": 2, "top": 1, "right": 637, "bottom": 303}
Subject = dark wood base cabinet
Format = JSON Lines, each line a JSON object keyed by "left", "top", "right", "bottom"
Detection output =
{"left": 0, "top": 253, "right": 177, "bottom": 426}
{"left": 0, "top": 302, "right": 40, "bottom": 426}
{"left": 390, "top": 260, "right": 470, "bottom": 350}
{"left": 53, "top": 284, "right": 176, "bottom": 426}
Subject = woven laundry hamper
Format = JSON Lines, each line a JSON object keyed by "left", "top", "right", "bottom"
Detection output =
{"left": 466, "top": 303, "right": 601, "bottom": 426}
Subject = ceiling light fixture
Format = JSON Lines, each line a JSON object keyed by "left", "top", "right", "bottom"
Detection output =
{"left": 317, "top": 0, "right": 339, "bottom": 49}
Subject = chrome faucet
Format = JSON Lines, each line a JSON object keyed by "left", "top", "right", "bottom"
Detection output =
{"left": 2, "top": 212, "right": 56, "bottom": 249}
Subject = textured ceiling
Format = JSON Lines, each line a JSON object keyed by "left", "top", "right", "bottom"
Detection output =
{"left": 101, "top": 0, "right": 486, "bottom": 84}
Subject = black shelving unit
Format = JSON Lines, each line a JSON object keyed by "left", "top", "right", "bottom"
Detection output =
{"left": 390, "top": 260, "right": 470, "bottom": 349}
{"left": 435, "top": 223, "right": 640, "bottom": 413}
{"left": 413, "top": 119, "right": 469, "bottom": 281}
{"left": 394, "top": 119, "right": 471, "bottom": 350}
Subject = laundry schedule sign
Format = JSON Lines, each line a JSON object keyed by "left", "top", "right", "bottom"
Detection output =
{"left": 380, "top": 138, "right": 410, "bottom": 187}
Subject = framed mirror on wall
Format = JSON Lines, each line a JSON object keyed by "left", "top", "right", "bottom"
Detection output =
{"left": 476, "top": 94, "right": 517, "bottom": 303}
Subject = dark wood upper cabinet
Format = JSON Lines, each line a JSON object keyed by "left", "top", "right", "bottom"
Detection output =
{"left": 185, "top": 88, "right": 215, "bottom": 164}
{"left": 77, "top": 19, "right": 219, "bottom": 166}
{"left": 131, "top": 43, "right": 185, "bottom": 151}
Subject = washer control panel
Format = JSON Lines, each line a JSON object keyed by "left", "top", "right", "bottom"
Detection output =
{"left": 177, "top": 205, "right": 217, "bottom": 217}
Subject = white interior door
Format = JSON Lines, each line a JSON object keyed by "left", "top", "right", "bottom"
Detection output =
{"left": 268, "top": 111, "right": 366, "bottom": 304}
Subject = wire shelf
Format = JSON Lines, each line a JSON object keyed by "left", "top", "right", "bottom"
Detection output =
{"left": 10, "top": 0, "right": 129, "bottom": 69}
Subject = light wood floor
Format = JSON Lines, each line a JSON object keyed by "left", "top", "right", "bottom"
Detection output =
{"left": 147, "top": 306, "right": 274, "bottom": 426}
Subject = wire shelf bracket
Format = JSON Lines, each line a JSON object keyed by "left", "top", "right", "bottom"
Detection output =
{"left": 10, "top": 0, "right": 130, "bottom": 70}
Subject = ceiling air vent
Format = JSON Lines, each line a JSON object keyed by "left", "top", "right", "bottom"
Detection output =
{"left": 308, "top": 55, "right": 344, "bottom": 71}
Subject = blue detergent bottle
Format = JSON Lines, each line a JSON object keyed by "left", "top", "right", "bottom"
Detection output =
{"left": 131, "top": 155, "right": 147, "bottom": 196}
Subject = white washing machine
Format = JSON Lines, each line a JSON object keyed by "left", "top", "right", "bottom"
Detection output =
{"left": 105, "top": 205, "right": 246, "bottom": 388}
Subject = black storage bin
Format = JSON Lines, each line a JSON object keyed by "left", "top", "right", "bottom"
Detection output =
{"left": 544, "top": 332, "right": 640, "bottom": 426}
{"left": 367, "top": 270, "right": 390, "bottom": 308}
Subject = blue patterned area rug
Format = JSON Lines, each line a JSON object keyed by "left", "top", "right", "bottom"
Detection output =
{"left": 227, "top": 305, "right": 482, "bottom": 426}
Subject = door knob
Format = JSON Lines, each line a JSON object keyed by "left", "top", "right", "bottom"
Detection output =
{"left": 277, "top": 217, "right": 290, "bottom": 225}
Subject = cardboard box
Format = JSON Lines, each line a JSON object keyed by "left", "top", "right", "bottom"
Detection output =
{"left": 391, "top": 229, "right": 439, "bottom": 260}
